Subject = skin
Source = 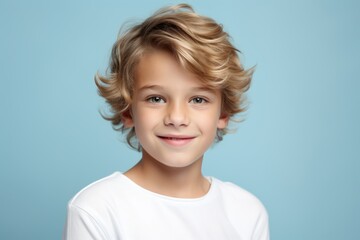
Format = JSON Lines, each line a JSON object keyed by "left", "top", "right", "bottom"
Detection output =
{"left": 123, "top": 50, "right": 228, "bottom": 198}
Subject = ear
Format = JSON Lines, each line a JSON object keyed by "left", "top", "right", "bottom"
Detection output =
{"left": 122, "top": 109, "right": 134, "bottom": 128}
{"left": 217, "top": 113, "right": 229, "bottom": 129}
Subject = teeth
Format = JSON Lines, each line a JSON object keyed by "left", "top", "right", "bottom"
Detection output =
{"left": 165, "top": 137, "right": 183, "bottom": 140}
{"left": 159, "top": 136, "right": 191, "bottom": 140}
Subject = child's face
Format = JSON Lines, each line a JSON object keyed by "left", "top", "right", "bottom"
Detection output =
{"left": 124, "top": 50, "right": 228, "bottom": 168}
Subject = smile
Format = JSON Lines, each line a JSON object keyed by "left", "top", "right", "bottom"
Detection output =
{"left": 157, "top": 135, "right": 196, "bottom": 147}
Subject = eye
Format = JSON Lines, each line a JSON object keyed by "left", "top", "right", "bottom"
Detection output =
{"left": 147, "top": 96, "right": 165, "bottom": 104}
{"left": 190, "top": 97, "right": 208, "bottom": 104}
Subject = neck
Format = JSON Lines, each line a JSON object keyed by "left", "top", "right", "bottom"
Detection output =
{"left": 124, "top": 152, "right": 210, "bottom": 198}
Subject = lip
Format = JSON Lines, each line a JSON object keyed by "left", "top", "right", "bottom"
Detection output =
{"left": 157, "top": 135, "right": 196, "bottom": 147}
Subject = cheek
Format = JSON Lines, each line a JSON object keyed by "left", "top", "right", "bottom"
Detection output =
{"left": 201, "top": 108, "right": 222, "bottom": 129}
{"left": 133, "top": 108, "right": 159, "bottom": 135}
{"left": 198, "top": 117, "right": 220, "bottom": 136}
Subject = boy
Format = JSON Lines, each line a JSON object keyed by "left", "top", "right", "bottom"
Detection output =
{"left": 63, "top": 4, "right": 269, "bottom": 240}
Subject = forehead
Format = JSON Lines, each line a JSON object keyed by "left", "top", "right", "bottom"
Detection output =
{"left": 134, "top": 50, "right": 209, "bottom": 89}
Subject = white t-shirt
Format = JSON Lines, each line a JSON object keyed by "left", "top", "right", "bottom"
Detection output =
{"left": 63, "top": 172, "right": 269, "bottom": 240}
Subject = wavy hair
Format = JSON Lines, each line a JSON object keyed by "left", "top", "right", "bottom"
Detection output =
{"left": 95, "top": 4, "right": 254, "bottom": 150}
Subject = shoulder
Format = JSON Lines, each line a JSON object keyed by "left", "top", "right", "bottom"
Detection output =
{"left": 212, "top": 178, "right": 270, "bottom": 239}
{"left": 212, "top": 177, "right": 269, "bottom": 222}
{"left": 214, "top": 178, "right": 265, "bottom": 206}
{"left": 64, "top": 172, "right": 129, "bottom": 239}
{"left": 68, "top": 172, "right": 124, "bottom": 211}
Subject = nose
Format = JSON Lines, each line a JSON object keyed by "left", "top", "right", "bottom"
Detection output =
{"left": 164, "top": 101, "right": 190, "bottom": 127}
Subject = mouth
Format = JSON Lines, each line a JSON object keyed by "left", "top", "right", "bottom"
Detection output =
{"left": 157, "top": 135, "right": 196, "bottom": 146}
{"left": 158, "top": 136, "right": 194, "bottom": 140}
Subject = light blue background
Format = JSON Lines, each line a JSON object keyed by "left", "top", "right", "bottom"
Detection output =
{"left": 1, "top": 0, "right": 359, "bottom": 239}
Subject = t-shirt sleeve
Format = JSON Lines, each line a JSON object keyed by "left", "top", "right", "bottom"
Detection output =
{"left": 63, "top": 204, "right": 108, "bottom": 240}
{"left": 252, "top": 206, "right": 270, "bottom": 240}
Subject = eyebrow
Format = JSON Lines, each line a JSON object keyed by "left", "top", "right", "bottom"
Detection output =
{"left": 192, "top": 86, "right": 216, "bottom": 93}
{"left": 138, "top": 85, "right": 216, "bottom": 93}
{"left": 138, "top": 85, "right": 165, "bottom": 92}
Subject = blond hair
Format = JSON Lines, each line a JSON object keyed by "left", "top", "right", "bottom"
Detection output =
{"left": 96, "top": 4, "right": 254, "bottom": 150}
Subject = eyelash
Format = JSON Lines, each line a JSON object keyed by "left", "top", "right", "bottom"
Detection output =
{"left": 146, "top": 96, "right": 165, "bottom": 103}
{"left": 145, "top": 96, "right": 209, "bottom": 104}
{"left": 190, "top": 97, "right": 208, "bottom": 104}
